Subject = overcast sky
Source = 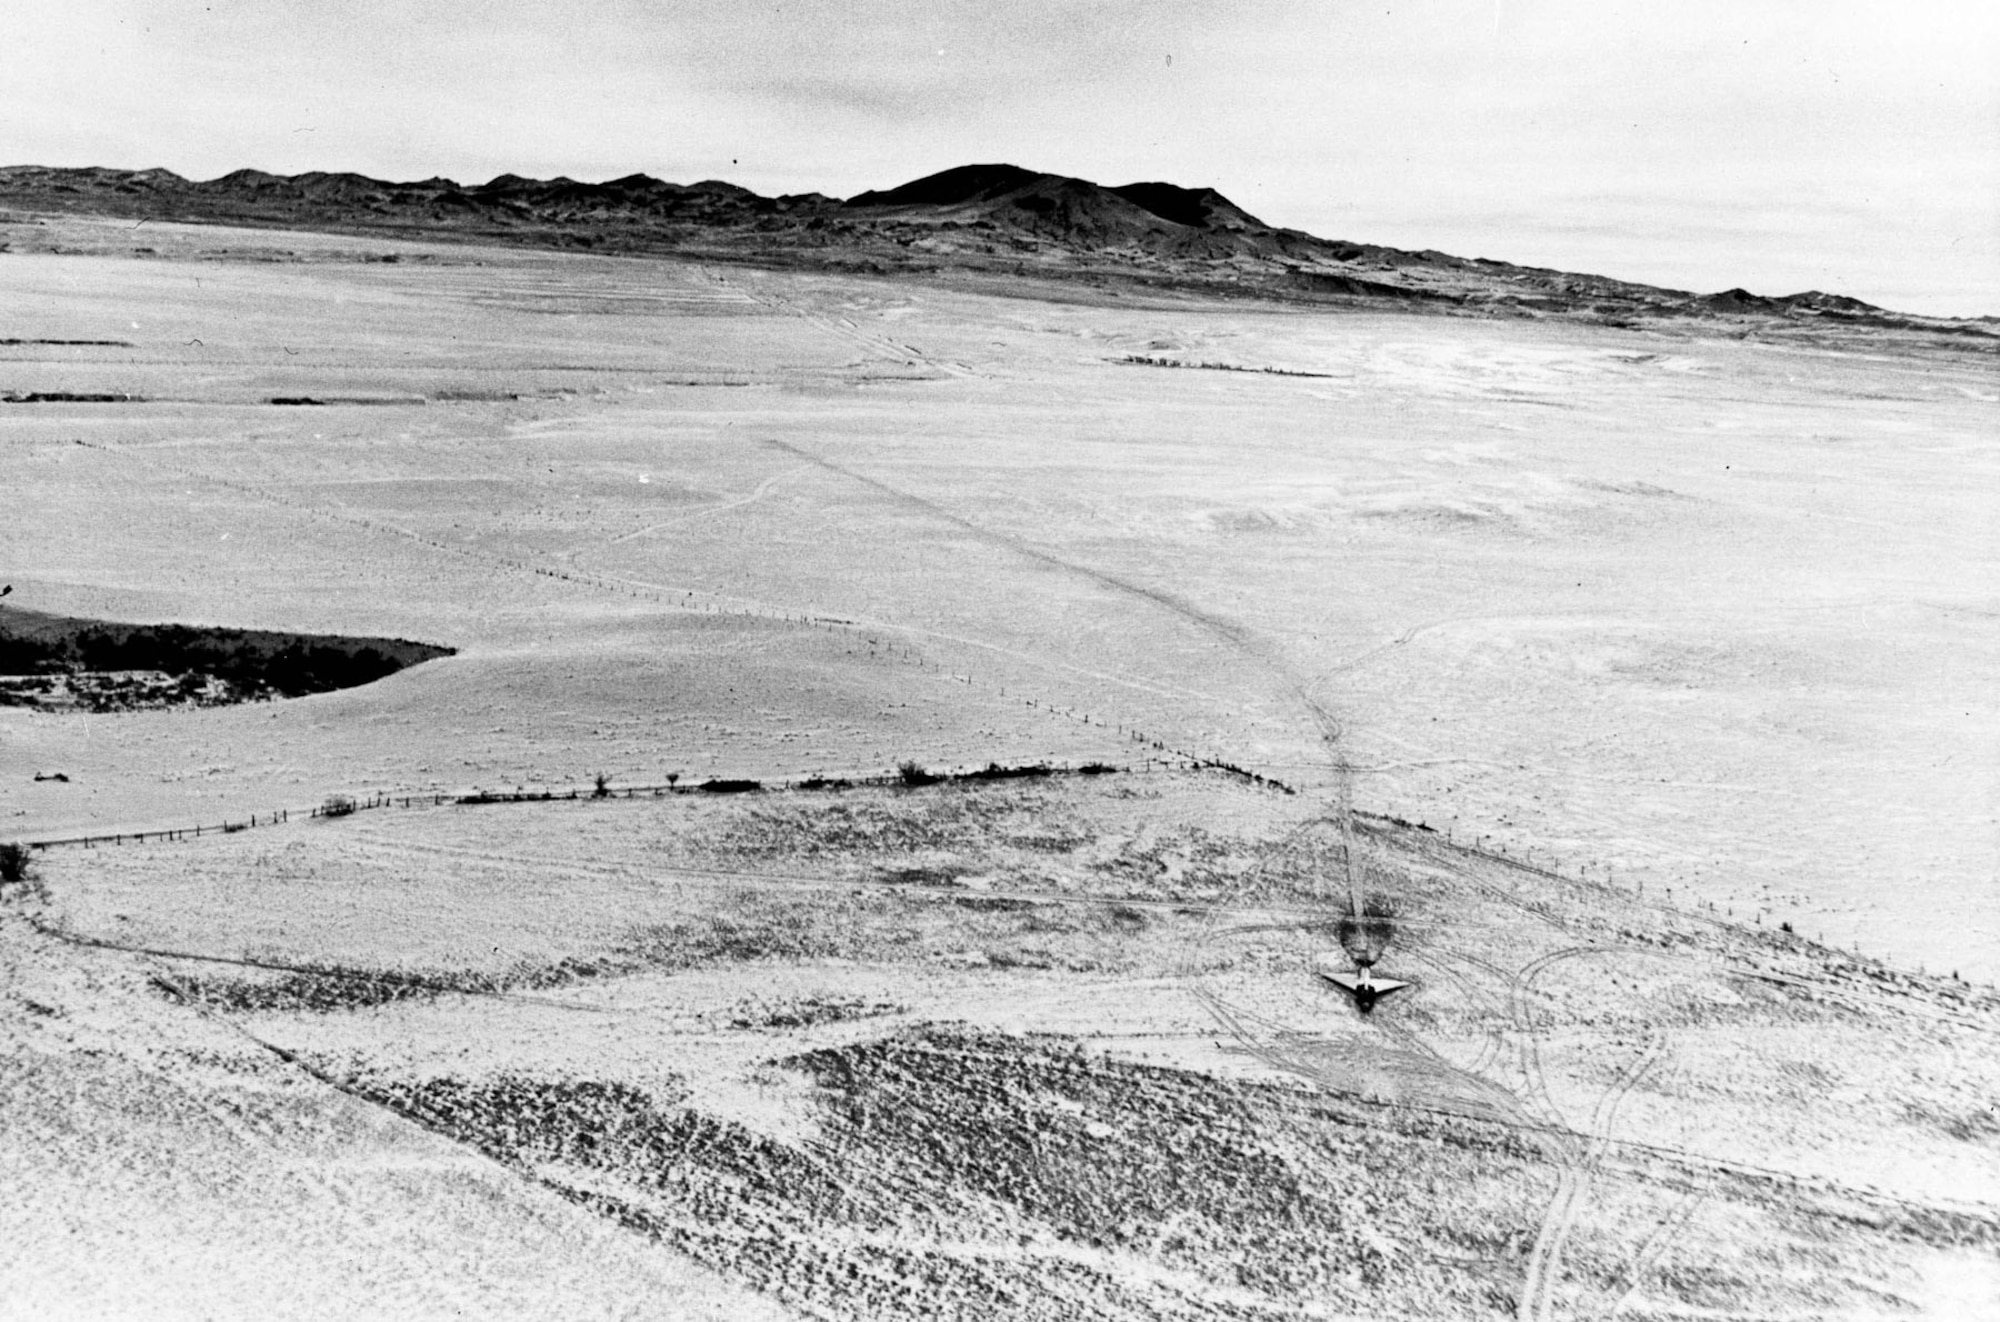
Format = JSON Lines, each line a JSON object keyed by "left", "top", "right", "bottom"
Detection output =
{"left": 6, "top": 2, "right": 1995, "bottom": 315}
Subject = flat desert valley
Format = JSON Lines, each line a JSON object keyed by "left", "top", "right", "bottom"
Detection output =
{"left": 3, "top": 213, "right": 1997, "bottom": 1318}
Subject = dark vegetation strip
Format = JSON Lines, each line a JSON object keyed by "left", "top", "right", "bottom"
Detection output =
{"left": 0, "top": 337, "right": 136, "bottom": 346}
{"left": 23, "top": 913, "right": 607, "bottom": 1015}
{"left": 0, "top": 393, "right": 427, "bottom": 407}
{"left": 153, "top": 962, "right": 510, "bottom": 1014}
{"left": 2, "top": 391, "right": 144, "bottom": 403}
{"left": 1115, "top": 354, "right": 1337, "bottom": 378}
{"left": 268, "top": 396, "right": 427, "bottom": 406}
{"left": 16, "top": 760, "right": 1144, "bottom": 850}
{"left": 0, "top": 606, "right": 453, "bottom": 709}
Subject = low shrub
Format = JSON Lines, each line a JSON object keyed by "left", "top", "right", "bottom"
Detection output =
{"left": 698, "top": 778, "right": 763, "bottom": 795}
{"left": 0, "top": 841, "right": 34, "bottom": 886}
{"left": 897, "top": 760, "right": 941, "bottom": 788}
{"left": 956, "top": 762, "right": 1051, "bottom": 782}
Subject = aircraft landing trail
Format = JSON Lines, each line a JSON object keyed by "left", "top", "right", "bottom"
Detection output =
{"left": 755, "top": 432, "right": 1352, "bottom": 772}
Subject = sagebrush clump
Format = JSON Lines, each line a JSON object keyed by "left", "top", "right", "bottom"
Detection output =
{"left": 0, "top": 841, "right": 37, "bottom": 887}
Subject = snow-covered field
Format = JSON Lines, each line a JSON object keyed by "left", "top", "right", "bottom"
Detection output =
{"left": 5, "top": 214, "right": 1994, "bottom": 979}
{"left": 5, "top": 215, "right": 1998, "bottom": 1320}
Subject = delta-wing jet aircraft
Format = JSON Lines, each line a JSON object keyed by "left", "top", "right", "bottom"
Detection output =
{"left": 1318, "top": 962, "right": 1411, "bottom": 1013}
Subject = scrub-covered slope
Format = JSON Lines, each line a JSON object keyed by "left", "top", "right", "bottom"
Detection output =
{"left": 3, "top": 161, "right": 1991, "bottom": 345}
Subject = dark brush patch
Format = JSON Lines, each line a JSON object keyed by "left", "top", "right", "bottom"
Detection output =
{"left": 0, "top": 607, "right": 452, "bottom": 711}
{"left": 1, "top": 391, "right": 142, "bottom": 403}
{"left": 1898, "top": 1097, "right": 2000, "bottom": 1146}
{"left": 881, "top": 865, "right": 965, "bottom": 887}
{"left": 344, "top": 1029, "right": 1551, "bottom": 1319}
{"left": 0, "top": 337, "right": 135, "bottom": 346}
{"left": 150, "top": 966, "right": 506, "bottom": 1014}
{"left": 726, "top": 997, "right": 904, "bottom": 1031}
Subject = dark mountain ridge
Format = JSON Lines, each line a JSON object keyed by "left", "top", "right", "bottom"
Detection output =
{"left": 843, "top": 163, "right": 1300, "bottom": 262}
{"left": 0, "top": 160, "right": 1986, "bottom": 342}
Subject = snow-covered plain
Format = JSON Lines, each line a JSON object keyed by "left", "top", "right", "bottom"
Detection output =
{"left": 5, "top": 214, "right": 1999, "bottom": 1320}
{"left": 5, "top": 214, "right": 1995, "bottom": 981}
